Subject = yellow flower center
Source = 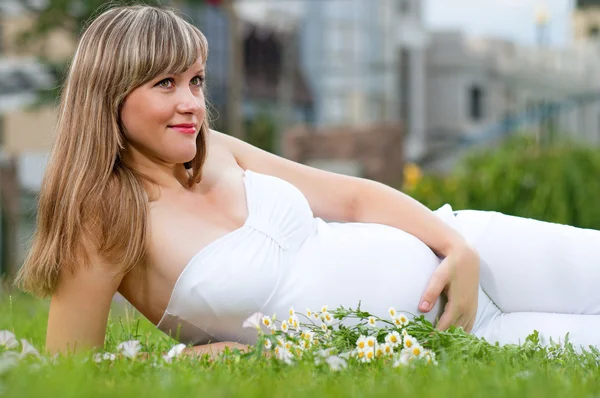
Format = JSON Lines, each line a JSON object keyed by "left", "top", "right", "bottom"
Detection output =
{"left": 358, "top": 341, "right": 365, "bottom": 349}
{"left": 406, "top": 340, "right": 413, "bottom": 348}
{"left": 368, "top": 340, "right": 375, "bottom": 347}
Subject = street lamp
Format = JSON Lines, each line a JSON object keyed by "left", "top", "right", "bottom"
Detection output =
{"left": 534, "top": 3, "right": 550, "bottom": 47}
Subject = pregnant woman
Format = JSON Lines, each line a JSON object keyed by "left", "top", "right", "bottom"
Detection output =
{"left": 15, "top": 4, "right": 600, "bottom": 356}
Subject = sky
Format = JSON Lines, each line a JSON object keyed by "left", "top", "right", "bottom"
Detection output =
{"left": 236, "top": 0, "right": 576, "bottom": 48}
{"left": 425, "top": 0, "right": 574, "bottom": 47}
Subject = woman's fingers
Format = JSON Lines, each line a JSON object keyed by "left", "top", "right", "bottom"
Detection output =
{"left": 420, "top": 260, "right": 450, "bottom": 313}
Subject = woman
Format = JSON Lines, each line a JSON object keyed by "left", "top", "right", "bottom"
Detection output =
{"left": 15, "top": 4, "right": 600, "bottom": 357}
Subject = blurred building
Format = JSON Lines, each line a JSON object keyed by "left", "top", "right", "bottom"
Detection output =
{"left": 573, "top": 0, "right": 600, "bottom": 43}
{"left": 184, "top": 4, "right": 313, "bottom": 132}
{"left": 298, "top": 0, "right": 427, "bottom": 173}
{"left": 423, "top": 30, "right": 600, "bottom": 171}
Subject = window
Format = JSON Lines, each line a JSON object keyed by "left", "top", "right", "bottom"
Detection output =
{"left": 399, "top": 0, "right": 411, "bottom": 14}
{"left": 469, "top": 85, "right": 485, "bottom": 121}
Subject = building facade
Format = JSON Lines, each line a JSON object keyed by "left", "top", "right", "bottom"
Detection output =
{"left": 423, "top": 29, "right": 600, "bottom": 171}
{"left": 299, "top": 0, "right": 428, "bottom": 163}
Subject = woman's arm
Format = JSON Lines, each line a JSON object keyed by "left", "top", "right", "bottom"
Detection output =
{"left": 46, "top": 243, "right": 122, "bottom": 355}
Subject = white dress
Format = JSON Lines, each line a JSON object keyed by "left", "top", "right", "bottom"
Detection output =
{"left": 157, "top": 170, "right": 600, "bottom": 350}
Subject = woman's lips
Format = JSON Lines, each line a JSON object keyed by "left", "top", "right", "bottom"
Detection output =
{"left": 169, "top": 125, "right": 196, "bottom": 134}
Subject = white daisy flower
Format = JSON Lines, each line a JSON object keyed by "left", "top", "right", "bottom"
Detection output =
{"left": 395, "top": 313, "right": 409, "bottom": 327}
{"left": 356, "top": 335, "right": 367, "bottom": 350}
{"left": 388, "top": 307, "right": 397, "bottom": 318}
{"left": 312, "top": 312, "right": 320, "bottom": 321}
{"left": 20, "top": 339, "right": 40, "bottom": 358}
{"left": 424, "top": 350, "right": 438, "bottom": 365}
{"left": 306, "top": 308, "right": 312, "bottom": 318}
{"left": 365, "top": 336, "right": 377, "bottom": 349}
{"left": 276, "top": 336, "right": 285, "bottom": 347}
{"left": 117, "top": 340, "right": 141, "bottom": 359}
{"left": 321, "top": 312, "right": 334, "bottom": 325}
{"left": 288, "top": 315, "right": 299, "bottom": 330}
{"left": 166, "top": 343, "right": 186, "bottom": 360}
{"left": 0, "top": 331, "right": 18, "bottom": 350}
{"left": 242, "top": 312, "right": 264, "bottom": 329}
{"left": 385, "top": 331, "right": 402, "bottom": 348}
{"left": 281, "top": 320, "right": 289, "bottom": 333}
{"left": 362, "top": 349, "right": 375, "bottom": 363}
{"left": 261, "top": 316, "right": 273, "bottom": 328}
{"left": 288, "top": 307, "right": 295, "bottom": 317}
{"left": 367, "top": 316, "right": 377, "bottom": 328}
{"left": 356, "top": 349, "right": 365, "bottom": 361}
{"left": 410, "top": 343, "right": 424, "bottom": 358}
{"left": 374, "top": 344, "right": 385, "bottom": 358}
{"left": 303, "top": 330, "right": 315, "bottom": 341}
{"left": 263, "top": 339, "right": 272, "bottom": 350}
{"left": 321, "top": 323, "right": 328, "bottom": 332}
{"left": 403, "top": 335, "right": 417, "bottom": 349}
{"left": 382, "top": 343, "right": 394, "bottom": 356}
{"left": 321, "top": 305, "right": 328, "bottom": 313}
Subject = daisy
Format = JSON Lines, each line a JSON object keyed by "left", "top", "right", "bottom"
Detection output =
{"left": 365, "top": 336, "right": 377, "bottom": 349}
{"left": 281, "top": 320, "right": 289, "bottom": 333}
{"left": 306, "top": 308, "right": 312, "bottom": 318}
{"left": 288, "top": 307, "right": 295, "bottom": 317}
{"left": 362, "top": 349, "right": 375, "bottom": 363}
{"left": 410, "top": 343, "right": 424, "bottom": 358}
{"left": 382, "top": 343, "right": 394, "bottom": 356}
{"left": 261, "top": 316, "right": 273, "bottom": 328}
{"left": 356, "top": 335, "right": 367, "bottom": 350}
{"left": 388, "top": 307, "right": 397, "bottom": 318}
{"left": 263, "top": 339, "right": 272, "bottom": 350}
{"left": 321, "top": 323, "right": 328, "bottom": 332}
{"left": 385, "top": 331, "right": 402, "bottom": 348}
{"left": 117, "top": 340, "right": 141, "bottom": 359}
{"left": 395, "top": 313, "right": 409, "bottom": 327}
{"left": 374, "top": 344, "right": 385, "bottom": 358}
{"left": 403, "top": 335, "right": 416, "bottom": 349}
{"left": 367, "top": 316, "right": 377, "bottom": 328}
{"left": 321, "top": 312, "right": 334, "bottom": 325}
{"left": 321, "top": 305, "right": 328, "bottom": 313}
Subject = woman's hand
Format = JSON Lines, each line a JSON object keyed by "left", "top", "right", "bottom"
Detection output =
{"left": 419, "top": 243, "right": 480, "bottom": 332}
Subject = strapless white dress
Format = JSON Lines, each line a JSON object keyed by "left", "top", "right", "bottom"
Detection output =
{"left": 157, "top": 170, "right": 600, "bottom": 350}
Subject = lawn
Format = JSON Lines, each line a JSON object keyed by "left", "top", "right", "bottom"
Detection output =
{"left": 0, "top": 290, "right": 599, "bottom": 398}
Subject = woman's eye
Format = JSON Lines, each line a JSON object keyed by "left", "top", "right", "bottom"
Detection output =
{"left": 191, "top": 76, "right": 205, "bottom": 87}
{"left": 157, "top": 78, "right": 173, "bottom": 88}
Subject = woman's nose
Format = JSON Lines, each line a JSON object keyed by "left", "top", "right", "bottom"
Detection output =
{"left": 176, "top": 89, "right": 203, "bottom": 113}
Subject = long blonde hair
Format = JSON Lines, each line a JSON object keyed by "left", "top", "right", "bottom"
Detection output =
{"left": 14, "top": 4, "right": 211, "bottom": 297}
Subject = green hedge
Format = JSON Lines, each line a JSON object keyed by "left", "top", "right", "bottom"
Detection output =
{"left": 405, "top": 135, "right": 600, "bottom": 229}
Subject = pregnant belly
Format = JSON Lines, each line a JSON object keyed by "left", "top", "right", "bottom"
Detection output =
{"left": 268, "top": 219, "right": 445, "bottom": 326}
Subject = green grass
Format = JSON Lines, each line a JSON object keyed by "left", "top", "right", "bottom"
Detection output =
{"left": 0, "top": 292, "right": 599, "bottom": 398}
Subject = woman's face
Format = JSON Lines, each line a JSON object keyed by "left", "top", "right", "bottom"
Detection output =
{"left": 120, "top": 57, "right": 206, "bottom": 166}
